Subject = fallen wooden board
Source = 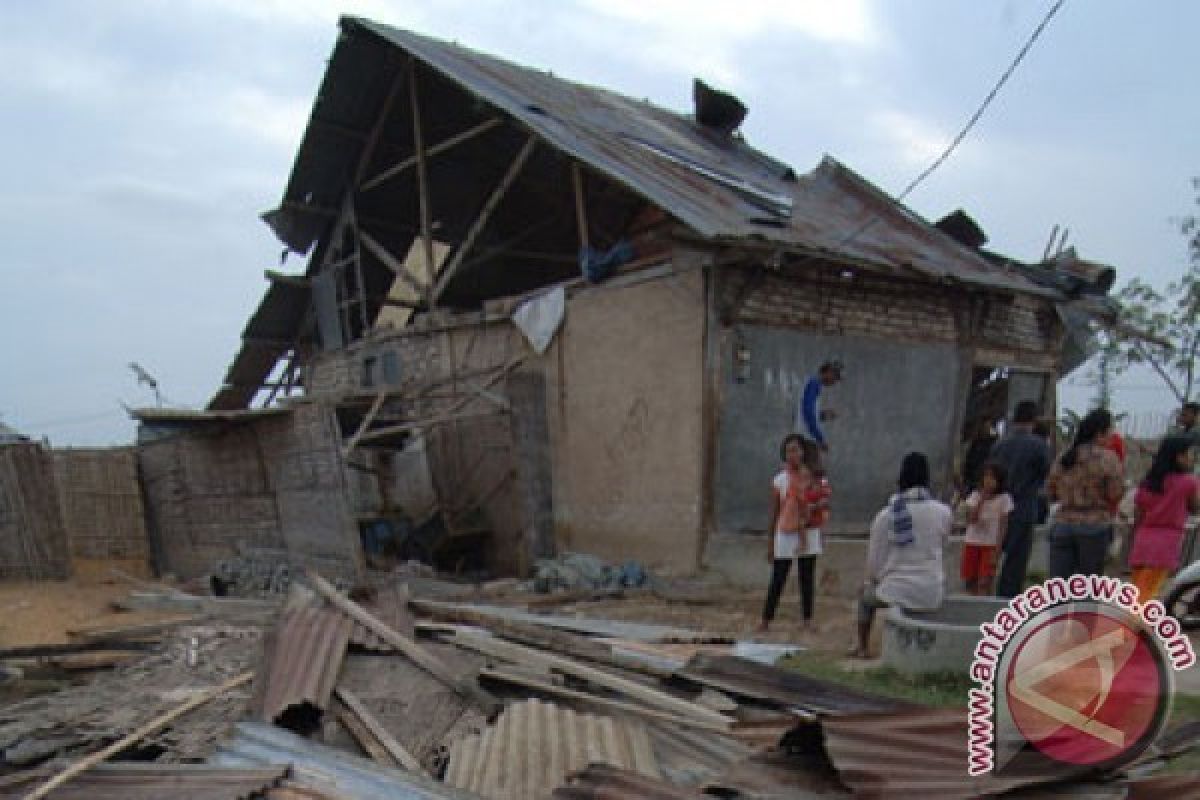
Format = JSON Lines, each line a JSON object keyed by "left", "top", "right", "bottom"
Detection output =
{"left": 306, "top": 570, "right": 497, "bottom": 713}
{"left": 333, "top": 700, "right": 399, "bottom": 768}
{"left": 67, "top": 615, "right": 203, "bottom": 643}
{"left": 334, "top": 687, "right": 423, "bottom": 773}
{"left": 444, "top": 628, "right": 731, "bottom": 727}
{"left": 21, "top": 670, "right": 253, "bottom": 800}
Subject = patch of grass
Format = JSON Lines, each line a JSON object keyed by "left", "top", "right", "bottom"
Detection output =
{"left": 779, "top": 650, "right": 971, "bottom": 708}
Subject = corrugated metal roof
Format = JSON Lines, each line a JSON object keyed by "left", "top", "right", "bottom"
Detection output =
{"left": 820, "top": 707, "right": 1067, "bottom": 800}
{"left": 209, "top": 279, "right": 309, "bottom": 411}
{"left": 0, "top": 764, "right": 287, "bottom": 800}
{"left": 677, "top": 654, "right": 911, "bottom": 716}
{"left": 421, "top": 602, "right": 720, "bottom": 643}
{"left": 251, "top": 607, "right": 353, "bottom": 730}
{"left": 445, "top": 699, "right": 659, "bottom": 799}
{"left": 131, "top": 407, "right": 293, "bottom": 424}
{"left": 271, "top": 17, "right": 1045, "bottom": 300}
{"left": 552, "top": 764, "right": 708, "bottom": 799}
{"left": 213, "top": 721, "right": 480, "bottom": 799}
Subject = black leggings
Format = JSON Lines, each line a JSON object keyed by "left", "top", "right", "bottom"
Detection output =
{"left": 762, "top": 556, "right": 816, "bottom": 621}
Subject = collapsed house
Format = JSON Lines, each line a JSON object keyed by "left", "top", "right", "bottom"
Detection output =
{"left": 191, "top": 17, "right": 1119, "bottom": 580}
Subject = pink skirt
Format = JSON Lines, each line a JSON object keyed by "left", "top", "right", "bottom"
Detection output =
{"left": 1129, "top": 525, "right": 1185, "bottom": 570}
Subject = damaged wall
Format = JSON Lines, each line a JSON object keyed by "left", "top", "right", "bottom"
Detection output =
{"left": 53, "top": 448, "right": 151, "bottom": 575}
{"left": 0, "top": 442, "right": 71, "bottom": 580}
{"left": 546, "top": 267, "right": 706, "bottom": 573}
{"left": 138, "top": 404, "right": 361, "bottom": 581}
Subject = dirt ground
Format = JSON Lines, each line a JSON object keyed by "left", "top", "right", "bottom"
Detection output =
{"left": 0, "top": 579, "right": 180, "bottom": 648}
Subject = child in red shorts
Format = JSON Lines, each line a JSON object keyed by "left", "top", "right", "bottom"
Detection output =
{"left": 961, "top": 462, "right": 1013, "bottom": 596}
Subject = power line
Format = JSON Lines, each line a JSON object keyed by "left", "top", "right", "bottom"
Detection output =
{"left": 895, "top": 0, "right": 1067, "bottom": 203}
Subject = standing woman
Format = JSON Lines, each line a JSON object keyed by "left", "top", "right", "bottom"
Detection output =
{"left": 1046, "top": 409, "right": 1125, "bottom": 580}
{"left": 758, "top": 434, "right": 813, "bottom": 633}
{"left": 1131, "top": 436, "right": 1200, "bottom": 604}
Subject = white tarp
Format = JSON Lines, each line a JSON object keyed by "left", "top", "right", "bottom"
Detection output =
{"left": 512, "top": 286, "right": 565, "bottom": 355}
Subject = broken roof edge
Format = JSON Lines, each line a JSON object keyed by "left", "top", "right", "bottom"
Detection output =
{"left": 130, "top": 406, "right": 295, "bottom": 424}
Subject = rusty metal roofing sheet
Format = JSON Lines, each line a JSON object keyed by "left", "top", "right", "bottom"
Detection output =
{"left": 272, "top": 17, "right": 1045, "bottom": 301}
{"left": 677, "top": 654, "right": 911, "bottom": 715}
{"left": 213, "top": 721, "right": 479, "bottom": 799}
{"left": 445, "top": 699, "right": 659, "bottom": 799}
{"left": 552, "top": 764, "right": 708, "bottom": 799}
{"left": 251, "top": 607, "right": 353, "bottom": 729}
{"left": 0, "top": 764, "right": 287, "bottom": 800}
{"left": 820, "top": 707, "right": 1066, "bottom": 800}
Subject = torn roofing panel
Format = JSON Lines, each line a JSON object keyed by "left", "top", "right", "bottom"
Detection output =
{"left": 677, "top": 654, "right": 911, "bottom": 716}
{"left": 0, "top": 764, "right": 288, "bottom": 800}
{"left": 820, "top": 708, "right": 1067, "bottom": 800}
{"left": 445, "top": 699, "right": 659, "bottom": 799}
{"left": 552, "top": 764, "right": 709, "bottom": 800}
{"left": 251, "top": 607, "right": 353, "bottom": 730}
{"left": 209, "top": 280, "right": 309, "bottom": 411}
{"left": 213, "top": 721, "right": 480, "bottom": 799}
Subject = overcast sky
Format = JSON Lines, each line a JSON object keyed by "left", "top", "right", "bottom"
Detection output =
{"left": 2, "top": 0, "right": 1197, "bottom": 444}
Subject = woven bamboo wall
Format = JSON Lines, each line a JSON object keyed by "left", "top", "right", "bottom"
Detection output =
{"left": 53, "top": 448, "right": 150, "bottom": 566}
{"left": 0, "top": 443, "right": 71, "bottom": 580}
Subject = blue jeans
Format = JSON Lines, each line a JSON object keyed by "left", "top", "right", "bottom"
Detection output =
{"left": 1048, "top": 522, "right": 1111, "bottom": 580}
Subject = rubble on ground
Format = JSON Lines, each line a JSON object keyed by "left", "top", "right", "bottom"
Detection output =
{"left": 528, "top": 552, "right": 648, "bottom": 594}
{"left": 0, "top": 566, "right": 1196, "bottom": 800}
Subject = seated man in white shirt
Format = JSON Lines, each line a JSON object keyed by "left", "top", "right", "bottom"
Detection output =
{"left": 851, "top": 452, "right": 952, "bottom": 658}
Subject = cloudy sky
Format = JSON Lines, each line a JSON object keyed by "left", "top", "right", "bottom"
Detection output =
{"left": 2, "top": 0, "right": 1197, "bottom": 444}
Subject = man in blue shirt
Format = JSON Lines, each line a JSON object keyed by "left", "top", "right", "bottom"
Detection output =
{"left": 796, "top": 361, "right": 842, "bottom": 451}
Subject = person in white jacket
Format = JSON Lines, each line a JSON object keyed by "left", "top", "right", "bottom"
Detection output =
{"left": 851, "top": 452, "right": 952, "bottom": 658}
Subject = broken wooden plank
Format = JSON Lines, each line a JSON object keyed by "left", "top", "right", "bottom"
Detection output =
{"left": 333, "top": 699, "right": 400, "bottom": 768}
{"left": 334, "top": 687, "right": 423, "bottom": 773}
{"left": 305, "top": 570, "right": 497, "bottom": 713}
{"left": 358, "top": 231, "right": 428, "bottom": 295}
{"left": 21, "top": 670, "right": 253, "bottom": 800}
{"left": 443, "top": 627, "right": 731, "bottom": 727}
{"left": 341, "top": 390, "right": 389, "bottom": 460}
{"left": 479, "top": 667, "right": 731, "bottom": 734}
{"left": 67, "top": 615, "right": 202, "bottom": 644}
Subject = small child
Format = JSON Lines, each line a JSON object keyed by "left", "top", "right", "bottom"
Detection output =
{"left": 961, "top": 462, "right": 1014, "bottom": 596}
{"left": 758, "top": 434, "right": 813, "bottom": 633}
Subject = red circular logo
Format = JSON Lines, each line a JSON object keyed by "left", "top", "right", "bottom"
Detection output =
{"left": 1004, "top": 610, "right": 1167, "bottom": 767}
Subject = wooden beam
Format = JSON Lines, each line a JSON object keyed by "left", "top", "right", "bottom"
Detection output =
{"left": 334, "top": 687, "right": 424, "bottom": 773}
{"left": 334, "top": 701, "right": 399, "bottom": 768}
{"left": 342, "top": 390, "right": 388, "bottom": 459}
{"left": 480, "top": 667, "right": 732, "bottom": 734}
{"left": 360, "top": 117, "right": 504, "bottom": 192}
{"left": 408, "top": 59, "right": 437, "bottom": 298}
{"left": 359, "top": 230, "right": 428, "bottom": 296}
{"left": 572, "top": 162, "right": 589, "bottom": 252}
{"left": 354, "top": 70, "right": 406, "bottom": 186}
{"left": 22, "top": 671, "right": 253, "bottom": 800}
{"left": 429, "top": 135, "right": 538, "bottom": 306}
{"left": 305, "top": 570, "right": 498, "bottom": 712}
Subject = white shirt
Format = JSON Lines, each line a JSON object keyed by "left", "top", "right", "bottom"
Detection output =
{"left": 963, "top": 491, "right": 1015, "bottom": 547}
{"left": 867, "top": 492, "right": 952, "bottom": 611}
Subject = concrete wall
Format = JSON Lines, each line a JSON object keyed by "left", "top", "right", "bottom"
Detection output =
{"left": 546, "top": 267, "right": 706, "bottom": 573}
{"left": 713, "top": 325, "right": 966, "bottom": 535}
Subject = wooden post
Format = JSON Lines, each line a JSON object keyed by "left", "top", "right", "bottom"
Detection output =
{"left": 572, "top": 162, "right": 589, "bottom": 252}
{"left": 22, "top": 672, "right": 253, "bottom": 800}
{"left": 429, "top": 135, "right": 538, "bottom": 306}
{"left": 408, "top": 59, "right": 437, "bottom": 300}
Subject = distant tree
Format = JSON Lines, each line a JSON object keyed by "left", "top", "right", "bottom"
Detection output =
{"left": 1108, "top": 179, "right": 1200, "bottom": 404}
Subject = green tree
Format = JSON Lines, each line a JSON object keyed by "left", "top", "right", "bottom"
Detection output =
{"left": 1109, "top": 180, "right": 1200, "bottom": 403}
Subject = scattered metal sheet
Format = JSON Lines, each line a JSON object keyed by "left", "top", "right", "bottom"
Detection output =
{"left": 552, "top": 764, "right": 708, "bottom": 799}
{"left": 445, "top": 699, "right": 659, "bottom": 799}
{"left": 421, "top": 602, "right": 719, "bottom": 643}
{"left": 820, "top": 708, "right": 1067, "bottom": 800}
{"left": 641, "top": 720, "right": 752, "bottom": 788}
{"left": 0, "top": 764, "right": 287, "bottom": 800}
{"left": 213, "top": 721, "right": 479, "bottom": 800}
{"left": 677, "top": 654, "right": 910, "bottom": 715}
{"left": 251, "top": 607, "right": 353, "bottom": 731}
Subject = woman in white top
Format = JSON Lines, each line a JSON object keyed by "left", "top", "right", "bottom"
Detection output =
{"left": 757, "top": 434, "right": 816, "bottom": 633}
{"left": 851, "top": 452, "right": 953, "bottom": 658}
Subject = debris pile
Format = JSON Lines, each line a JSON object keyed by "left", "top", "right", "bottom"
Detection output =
{"left": 0, "top": 566, "right": 1196, "bottom": 800}
{"left": 529, "top": 552, "right": 648, "bottom": 594}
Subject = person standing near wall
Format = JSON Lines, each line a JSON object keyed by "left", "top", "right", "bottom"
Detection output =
{"left": 1130, "top": 436, "right": 1200, "bottom": 603}
{"left": 1046, "top": 409, "right": 1125, "bottom": 580}
{"left": 758, "top": 434, "right": 814, "bottom": 633}
{"left": 796, "top": 361, "right": 842, "bottom": 452}
{"left": 989, "top": 401, "right": 1051, "bottom": 597}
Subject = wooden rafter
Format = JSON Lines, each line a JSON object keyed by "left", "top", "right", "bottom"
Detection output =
{"left": 358, "top": 230, "right": 429, "bottom": 296}
{"left": 407, "top": 59, "right": 437, "bottom": 297}
{"left": 572, "top": 162, "right": 589, "bottom": 251}
{"left": 429, "top": 135, "right": 538, "bottom": 306}
{"left": 359, "top": 117, "right": 503, "bottom": 192}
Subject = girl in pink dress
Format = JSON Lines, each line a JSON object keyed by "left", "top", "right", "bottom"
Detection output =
{"left": 1132, "top": 435, "right": 1200, "bottom": 604}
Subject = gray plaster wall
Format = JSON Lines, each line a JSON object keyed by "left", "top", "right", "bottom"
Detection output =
{"left": 714, "top": 325, "right": 967, "bottom": 535}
